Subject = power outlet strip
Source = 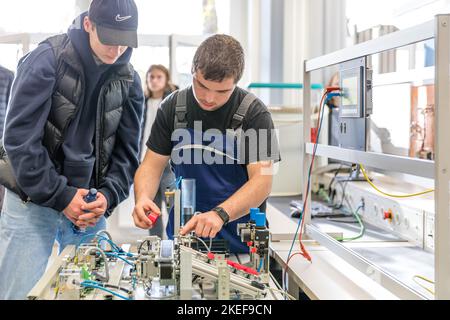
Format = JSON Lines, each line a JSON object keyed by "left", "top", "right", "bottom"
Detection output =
{"left": 315, "top": 173, "right": 434, "bottom": 252}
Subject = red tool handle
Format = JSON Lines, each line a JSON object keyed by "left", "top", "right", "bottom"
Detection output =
{"left": 147, "top": 212, "right": 160, "bottom": 225}
{"left": 207, "top": 252, "right": 259, "bottom": 276}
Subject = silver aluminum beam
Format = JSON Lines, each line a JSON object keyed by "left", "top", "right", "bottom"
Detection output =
{"left": 27, "top": 245, "right": 76, "bottom": 300}
{"left": 305, "top": 20, "right": 434, "bottom": 72}
{"left": 107, "top": 244, "right": 130, "bottom": 287}
{"left": 190, "top": 259, "right": 263, "bottom": 298}
{"left": 305, "top": 143, "right": 435, "bottom": 179}
{"left": 305, "top": 225, "right": 427, "bottom": 300}
{"left": 302, "top": 61, "right": 312, "bottom": 224}
{"left": 434, "top": 14, "right": 450, "bottom": 299}
{"left": 180, "top": 246, "right": 264, "bottom": 298}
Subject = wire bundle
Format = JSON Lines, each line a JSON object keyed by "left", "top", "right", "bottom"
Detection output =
{"left": 283, "top": 88, "right": 340, "bottom": 297}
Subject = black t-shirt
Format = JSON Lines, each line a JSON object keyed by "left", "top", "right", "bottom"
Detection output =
{"left": 146, "top": 86, "right": 281, "bottom": 165}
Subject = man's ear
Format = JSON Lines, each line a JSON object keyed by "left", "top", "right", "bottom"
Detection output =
{"left": 83, "top": 16, "right": 92, "bottom": 33}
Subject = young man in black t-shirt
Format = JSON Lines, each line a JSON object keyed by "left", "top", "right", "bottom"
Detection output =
{"left": 133, "top": 35, "right": 280, "bottom": 253}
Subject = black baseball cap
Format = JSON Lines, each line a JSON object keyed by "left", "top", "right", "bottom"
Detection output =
{"left": 88, "top": 0, "right": 139, "bottom": 48}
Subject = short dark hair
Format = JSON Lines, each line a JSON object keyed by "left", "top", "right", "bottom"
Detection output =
{"left": 191, "top": 34, "right": 245, "bottom": 83}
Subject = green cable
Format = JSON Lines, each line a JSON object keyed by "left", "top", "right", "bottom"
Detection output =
{"left": 317, "top": 188, "right": 331, "bottom": 203}
{"left": 335, "top": 206, "right": 365, "bottom": 242}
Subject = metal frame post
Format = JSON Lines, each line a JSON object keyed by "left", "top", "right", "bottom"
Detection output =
{"left": 302, "top": 61, "right": 312, "bottom": 224}
{"left": 434, "top": 14, "right": 450, "bottom": 299}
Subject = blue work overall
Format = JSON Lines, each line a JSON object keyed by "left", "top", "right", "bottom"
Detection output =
{"left": 166, "top": 87, "right": 258, "bottom": 253}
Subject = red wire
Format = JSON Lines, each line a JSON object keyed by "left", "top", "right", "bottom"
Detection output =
{"left": 296, "top": 92, "right": 327, "bottom": 261}
{"left": 283, "top": 88, "right": 341, "bottom": 293}
{"left": 290, "top": 87, "right": 340, "bottom": 263}
{"left": 282, "top": 252, "right": 302, "bottom": 293}
{"left": 286, "top": 252, "right": 303, "bottom": 266}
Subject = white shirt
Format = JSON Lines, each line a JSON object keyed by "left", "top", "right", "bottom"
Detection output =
{"left": 141, "top": 97, "right": 162, "bottom": 162}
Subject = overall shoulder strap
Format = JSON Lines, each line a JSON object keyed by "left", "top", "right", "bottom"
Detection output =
{"left": 174, "top": 87, "right": 189, "bottom": 129}
{"left": 230, "top": 92, "right": 257, "bottom": 130}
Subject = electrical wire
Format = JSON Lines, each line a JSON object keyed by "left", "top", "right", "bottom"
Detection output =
{"left": 77, "top": 233, "right": 123, "bottom": 254}
{"left": 283, "top": 89, "right": 342, "bottom": 299}
{"left": 360, "top": 165, "right": 434, "bottom": 198}
{"left": 193, "top": 236, "right": 211, "bottom": 253}
{"left": 334, "top": 204, "right": 365, "bottom": 242}
{"left": 175, "top": 176, "right": 183, "bottom": 189}
{"left": 413, "top": 275, "right": 435, "bottom": 296}
{"left": 327, "top": 164, "right": 353, "bottom": 207}
{"left": 286, "top": 93, "right": 326, "bottom": 262}
{"left": 327, "top": 163, "right": 343, "bottom": 197}
{"left": 77, "top": 233, "right": 98, "bottom": 248}
{"left": 284, "top": 91, "right": 332, "bottom": 278}
{"left": 335, "top": 178, "right": 349, "bottom": 209}
{"left": 331, "top": 170, "right": 353, "bottom": 209}
{"left": 80, "top": 282, "right": 131, "bottom": 300}
{"left": 97, "top": 236, "right": 123, "bottom": 253}
{"left": 282, "top": 91, "right": 328, "bottom": 297}
{"left": 95, "top": 236, "right": 134, "bottom": 257}
{"left": 282, "top": 252, "right": 303, "bottom": 299}
{"left": 269, "top": 271, "right": 296, "bottom": 300}
{"left": 82, "top": 280, "right": 133, "bottom": 295}
{"left": 95, "top": 230, "right": 112, "bottom": 241}
{"left": 296, "top": 91, "right": 331, "bottom": 250}
{"left": 105, "top": 252, "right": 134, "bottom": 266}
{"left": 269, "top": 272, "right": 283, "bottom": 291}
{"left": 137, "top": 239, "right": 152, "bottom": 254}
{"left": 83, "top": 247, "right": 110, "bottom": 282}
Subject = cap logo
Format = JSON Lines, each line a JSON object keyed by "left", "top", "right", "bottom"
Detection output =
{"left": 115, "top": 14, "right": 132, "bottom": 22}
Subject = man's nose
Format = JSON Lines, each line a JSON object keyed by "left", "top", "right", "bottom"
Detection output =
{"left": 204, "top": 91, "right": 215, "bottom": 103}
{"left": 109, "top": 46, "right": 124, "bottom": 56}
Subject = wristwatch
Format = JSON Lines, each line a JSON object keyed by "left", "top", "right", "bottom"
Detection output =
{"left": 212, "top": 207, "right": 230, "bottom": 225}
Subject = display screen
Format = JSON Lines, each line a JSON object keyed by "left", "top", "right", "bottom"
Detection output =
{"left": 341, "top": 76, "right": 359, "bottom": 107}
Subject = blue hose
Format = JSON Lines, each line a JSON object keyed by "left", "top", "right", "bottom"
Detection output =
{"left": 81, "top": 282, "right": 131, "bottom": 300}
{"left": 257, "top": 259, "right": 264, "bottom": 273}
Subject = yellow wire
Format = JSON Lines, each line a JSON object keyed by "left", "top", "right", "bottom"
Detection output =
{"left": 360, "top": 165, "right": 434, "bottom": 198}
{"left": 413, "top": 275, "right": 435, "bottom": 296}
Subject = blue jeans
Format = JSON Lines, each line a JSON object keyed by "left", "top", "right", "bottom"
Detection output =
{"left": 0, "top": 190, "right": 106, "bottom": 300}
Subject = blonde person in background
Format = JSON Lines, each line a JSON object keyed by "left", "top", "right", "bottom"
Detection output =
{"left": 141, "top": 65, "right": 177, "bottom": 238}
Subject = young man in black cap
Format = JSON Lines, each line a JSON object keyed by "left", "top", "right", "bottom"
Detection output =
{"left": 0, "top": 0, "right": 143, "bottom": 299}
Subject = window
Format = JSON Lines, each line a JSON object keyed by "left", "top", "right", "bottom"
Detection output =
{"left": 0, "top": 0, "right": 76, "bottom": 34}
{"left": 347, "top": 0, "right": 450, "bottom": 33}
{"left": 135, "top": 0, "right": 230, "bottom": 35}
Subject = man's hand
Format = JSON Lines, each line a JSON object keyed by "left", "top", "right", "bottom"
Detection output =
{"left": 179, "top": 211, "right": 224, "bottom": 238}
{"left": 63, "top": 189, "right": 89, "bottom": 228}
{"left": 77, "top": 192, "right": 108, "bottom": 227}
{"left": 133, "top": 197, "right": 161, "bottom": 229}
